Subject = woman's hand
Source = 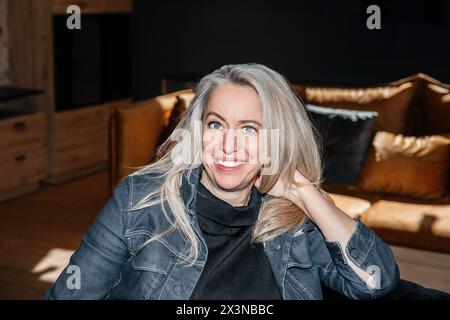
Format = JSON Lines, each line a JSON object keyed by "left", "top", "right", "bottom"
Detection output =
{"left": 255, "top": 170, "right": 313, "bottom": 216}
{"left": 254, "top": 170, "right": 313, "bottom": 199}
{"left": 257, "top": 169, "right": 358, "bottom": 253}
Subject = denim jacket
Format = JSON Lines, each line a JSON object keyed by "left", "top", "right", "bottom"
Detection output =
{"left": 45, "top": 166, "right": 399, "bottom": 300}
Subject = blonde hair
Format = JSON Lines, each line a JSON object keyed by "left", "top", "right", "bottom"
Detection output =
{"left": 129, "top": 63, "right": 332, "bottom": 265}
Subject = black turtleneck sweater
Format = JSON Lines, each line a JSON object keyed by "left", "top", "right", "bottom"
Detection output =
{"left": 189, "top": 181, "right": 282, "bottom": 300}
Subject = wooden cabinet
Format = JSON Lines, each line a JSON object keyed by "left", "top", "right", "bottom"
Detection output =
{"left": 45, "top": 99, "right": 130, "bottom": 184}
{"left": 2, "top": 0, "right": 132, "bottom": 199}
{"left": 0, "top": 113, "right": 46, "bottom": 201}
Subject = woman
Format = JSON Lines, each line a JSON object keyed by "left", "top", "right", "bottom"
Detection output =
{"left": 45, "top": 63, "right": 399, "bottom": 300}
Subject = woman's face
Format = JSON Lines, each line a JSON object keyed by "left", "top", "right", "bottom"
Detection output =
{"left": 201, "top": 84, "right": 263, "bottom": 192}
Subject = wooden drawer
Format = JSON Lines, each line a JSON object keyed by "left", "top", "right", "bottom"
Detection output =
{"left": 55, "top": 105, "right": 109, "bottom": 130}
{"left": 55, "top": 105, "right": 109, "bottom": 148}
{"left": 55, "top": 125, "right": 108, "bottom": 151}
{"left": 0, "top": 142, "right": 46, "bottom": 190}
{"left": 48, "top": 100, "right": 130, "bottom": 182}
{"left": 55, "top": 105, "right": 110, "bottom": 137}
{"left": 52, "top": 105, "right": 110, "bottom": 175}
{"left": 0, "top": 113, "right": 46, "bottom": 149}
{"left": 52, "top": 136, "right": 108, "bottom": 175}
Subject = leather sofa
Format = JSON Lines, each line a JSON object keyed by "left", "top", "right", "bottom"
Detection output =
{"left": 109, "top": 73, "right": 450, "bottom": 254}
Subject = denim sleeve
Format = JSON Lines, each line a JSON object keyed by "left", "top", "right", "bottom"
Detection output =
{"left": 44, "top": 177, "right": 132, "bottom": 299}
{"left": 314, "top": 219, "right": 400, "bottom": 300}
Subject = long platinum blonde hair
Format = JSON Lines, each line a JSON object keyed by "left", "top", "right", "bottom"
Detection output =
{"left": 129, "top": 63, "right": 332, "bottom": 265}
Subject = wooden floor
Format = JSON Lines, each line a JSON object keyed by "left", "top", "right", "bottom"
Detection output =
{"left": 0, "top": 170, "right": 110, "bottom": 299}
{"left": 0, "top": 169, "right": 449, "bottom": 299}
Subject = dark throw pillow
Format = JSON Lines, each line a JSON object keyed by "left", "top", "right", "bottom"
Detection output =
{"left": 305, "top": 104, "right": 378, "bottom": 183}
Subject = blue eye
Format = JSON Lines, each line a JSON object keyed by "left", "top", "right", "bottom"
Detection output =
{"left": 242, "top": 126, "right": 257, "bottom": 134}
{"left": 208, "top": 121, "right": 222, "bottom": 130}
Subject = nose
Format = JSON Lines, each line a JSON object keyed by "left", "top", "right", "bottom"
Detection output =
{"left": 223, "top": 129, "right": 238, "bottom": 155}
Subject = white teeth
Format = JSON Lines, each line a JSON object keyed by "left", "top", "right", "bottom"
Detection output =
{"left": 216, "top": 160, "right": 244, "bottom": 168}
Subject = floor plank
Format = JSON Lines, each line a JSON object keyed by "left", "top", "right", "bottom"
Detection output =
{"left": 0, "top": 170, "right": 108, "bottom": 299}
{"left": 391, "top": 245, "right": 450, "bottom": 293}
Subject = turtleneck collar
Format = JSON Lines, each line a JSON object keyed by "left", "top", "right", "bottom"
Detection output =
{"left": 195, "top": 171, "right": 262, "bottom": 227}
{"left": 181, "top": 165, "right": 272, "bottom": 220}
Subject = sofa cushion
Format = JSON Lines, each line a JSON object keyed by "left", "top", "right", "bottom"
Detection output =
{"left": 305, "top": 104, "right": 378, "bottom": 183}
{"left": 169, "top": 92, "right": 195, "bottom": 130}
{"left": 295, "top": 81, "right": 418, "bottom": 134}
{"left": 153, "top": 95, "right": 182, "bottom": 127}
{"left": 111, "top": 90, "right": 192, "bottom": 184}
{"left": 360, "top": 200, "right": 450, "bottom": 253}
{"left": 158, "top": 92, "right": 195, "bottom": 145}
{"left": 422, "top": 83, "right": 450, "bottom": 135}
{"left": 114, "top": 101, "right": 165, "bottom": 181}
{"left": 328, "top": 193, "right": 371, "bottom": 219}
{"left": 357, "top": 131, "right": 450, "bottom": 199}
{"left": 177, "top": 91, "right": 195, "bottom": 110}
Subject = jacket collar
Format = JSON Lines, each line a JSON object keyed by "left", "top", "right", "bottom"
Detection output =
{"left": 180, "top": 166, "right": 202, "bottom": 216}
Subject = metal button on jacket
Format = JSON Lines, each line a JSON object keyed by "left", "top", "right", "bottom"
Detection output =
{"left": 350, "top": 248, "right": 360, "bottom": 258}
{"left": 173, "top": 284, "right": 183, "bottom": 295}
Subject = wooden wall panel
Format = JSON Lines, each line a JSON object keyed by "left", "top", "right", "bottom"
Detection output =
{"left": 7, "top": 0, "right": 55, "bottom": 179}
{"left": 7, "top": 0, "right": 54, "bottom": 113}
{"left": 52, "top": 0, "right": 132, "bottom": 14}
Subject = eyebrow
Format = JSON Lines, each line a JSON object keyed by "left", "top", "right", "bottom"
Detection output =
{"left": 205, "top": 111, "right": 262, "bottom": 127}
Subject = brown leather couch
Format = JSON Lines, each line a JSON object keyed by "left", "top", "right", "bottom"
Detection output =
{"left": 109, "top": 73, "right": 450, "bottom": 254}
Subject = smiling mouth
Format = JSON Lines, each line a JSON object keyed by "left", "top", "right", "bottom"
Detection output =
{"left": 215, "top": 159, "right": 246, "bottom": 169}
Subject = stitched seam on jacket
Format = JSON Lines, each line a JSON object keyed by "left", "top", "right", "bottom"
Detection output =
{"left": 346, "top": 221, "right": 375, "bottom": 268}
{"left": 129, "top": 175, "right": 134, "bottom": 207}
{"left": 286, "top": 272, "right": 314, "bottom": 299}
{"left": 82, "top": 233, "right": 125, "bottom": 264}
{"left": 125, "top": 229, "right": 181, "bottom": 257}
{"left": 157, "top": 242, "right": 189, "bottom": 300}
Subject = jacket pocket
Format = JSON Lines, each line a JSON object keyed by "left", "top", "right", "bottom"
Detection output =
{"left": 127, "top": 230, "right": 174, "bottom": 274}
{"left": 285, "top": 232, "right": 318, "bottom": 299}
{"left": 288, "top": 232, "right": 313, "bottom": 269}
{"left": 121, "top": 230, "right": 175, "bottom": 299}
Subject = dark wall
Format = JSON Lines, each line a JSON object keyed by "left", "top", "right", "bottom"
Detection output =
{"left": 54, "top": 14, "right": 131, "bottom": 110}
{"left": 132, "top": 0, "right": 450, "bottom": 101}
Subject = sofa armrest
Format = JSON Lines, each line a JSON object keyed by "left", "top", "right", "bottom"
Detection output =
{"left": 109, "top": 101, "right": 165, "bottom": 194}
{"left": 108, "top": 89, "right": 195, "bottom": 195}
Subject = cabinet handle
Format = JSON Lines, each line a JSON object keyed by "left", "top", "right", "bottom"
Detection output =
{"left": 15, "top": 155, "right": 27, "bottom": 162}
{"left": 13, "top": 121, "right": 26, "bottom": 132}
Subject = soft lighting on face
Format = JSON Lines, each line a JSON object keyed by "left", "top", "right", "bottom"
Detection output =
{"left": 31, "top": 248, "right": 74, "bottom": 283}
